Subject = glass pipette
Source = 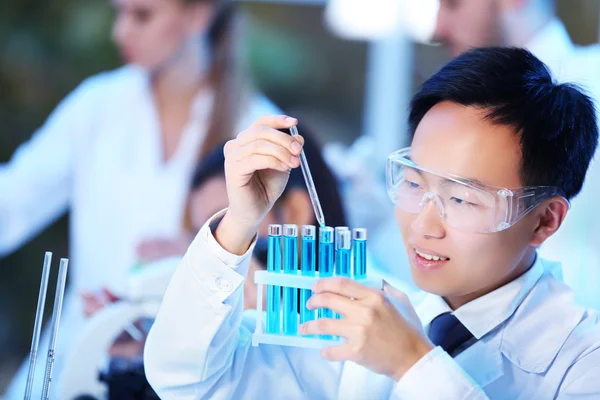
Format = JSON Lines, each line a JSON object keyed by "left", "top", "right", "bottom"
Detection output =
{"left": 290, "top": 125, "right": 326, "bottom": 228}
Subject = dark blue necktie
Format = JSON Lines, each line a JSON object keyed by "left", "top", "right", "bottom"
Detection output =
{"left": 428, "top": 313, "right": 474, "bottom": 356}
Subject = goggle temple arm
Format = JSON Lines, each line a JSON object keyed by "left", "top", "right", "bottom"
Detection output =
{"left": 511, "top": 187, "right": 567, "bottom": 226}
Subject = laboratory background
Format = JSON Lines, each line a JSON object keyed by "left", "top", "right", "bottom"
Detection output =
{"left": 1, "top": 0, "right": 599, "bottom": 397}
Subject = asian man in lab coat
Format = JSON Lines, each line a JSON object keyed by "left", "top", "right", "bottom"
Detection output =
{"left": 144, "top": 48, "right": 600, "bottom": 399}
{"left": 433, "top": 0, "right": 600, "bottom": 311}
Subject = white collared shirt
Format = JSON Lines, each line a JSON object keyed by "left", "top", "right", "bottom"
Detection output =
{"left": 144, "top": 211, "right": 600, "bottom": 399}
{"left": 526, "top": 19, "right": 600, "bottom": 311}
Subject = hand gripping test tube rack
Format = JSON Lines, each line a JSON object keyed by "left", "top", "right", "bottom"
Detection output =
{"left": 252, "top": 125, "right": 380, "bottom": 349}
{"left": 252, "top": 225, "right": 380, "bottom": 349}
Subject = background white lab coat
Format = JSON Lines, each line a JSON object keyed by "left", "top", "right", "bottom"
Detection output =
{"left": 0, "top": 65, "right": 280, "bottom": 398}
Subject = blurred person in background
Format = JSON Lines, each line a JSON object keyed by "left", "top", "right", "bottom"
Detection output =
{"left": 432, "top": 0, "right": 600, "bottom": 310}
{"left": 0, "top": 0, "right": 281, "bottom": 397}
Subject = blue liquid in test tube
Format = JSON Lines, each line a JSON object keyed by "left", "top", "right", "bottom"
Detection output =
{"left": 334, "top": 229, "right": 351, "bottom": 319}
{"left": 300, "top": 225, "right": 316, "bottom": 326}
{"left": 333, "top": 226, "right": 349, "bottom": 253}
{"left": 318, "top": 227, "right": 334, "bottom": 339}
{"left": 318, "top": 227, "right": 334, "bottom": 279}
{"left": 283, "top": 224, "right": 299, "bottom": 335}
{"left": 353, "top": 229, "right": 367, "bottom": 280}
{"left": 266, "top": 225, "right": 282, "bottom": 334}
{"left": 335, "top": 229, "right": 351, "bottom": 278}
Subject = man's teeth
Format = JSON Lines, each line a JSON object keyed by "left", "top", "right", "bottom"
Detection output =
{"left": 416, "top": 250, "right": 448, "bottom": 261}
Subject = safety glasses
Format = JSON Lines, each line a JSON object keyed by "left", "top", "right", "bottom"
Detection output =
{"left": 386, "top": 148, "right": 567, "bottom": 233}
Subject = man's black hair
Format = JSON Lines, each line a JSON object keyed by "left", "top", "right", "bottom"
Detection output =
{"left": 409, "top": 47, "right": 598, "bottom": 200}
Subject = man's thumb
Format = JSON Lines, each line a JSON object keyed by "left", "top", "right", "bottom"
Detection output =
{"left": 382, "top": 279, "right": 409, "bottom": 303}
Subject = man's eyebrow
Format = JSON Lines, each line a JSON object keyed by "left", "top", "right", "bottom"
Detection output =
{"left": 406, "top": 161, "right": 488, "bottom": 187}
{"left": 449, "top": 176, "right": 488, "bottom": 187}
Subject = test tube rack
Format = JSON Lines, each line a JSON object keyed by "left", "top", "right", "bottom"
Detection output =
{"left": 252, "top": 224, "right": 380, "bottom": 349}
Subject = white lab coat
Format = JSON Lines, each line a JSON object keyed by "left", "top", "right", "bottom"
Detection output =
{"left": 144, "top": 210, "right": 600, "bottom": 399}
{"left": 527, "top": 19, "right": 600, "bottom": 311}
{"left": 0, "top": 65, "right": 280, "bottom": 398}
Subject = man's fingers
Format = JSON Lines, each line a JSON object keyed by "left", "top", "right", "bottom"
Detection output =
{"left": 313, "top": 277, "right": 377, "bottom": 300}
{"left": 299, "top": 317, "right": 351, "bottom": 337}
{"left": 320, "top": 343, "right": 355, "bottom": 363}
{"left": 250, "top": 114, "right": 298, "bottom": 129}
{"left": 383, "top": 280, "right": 419, "bottom": 322}
{"left": 235, "top": 154, "right": 291, "bottom": 175}
{"left": 382, "top": 280, "right": 410, "bottom": 304}
{"left": 235, "top": 139, "right": 300, "bottom": 168}
{"left": 306, "top": 292, "right": 356, "bottom": 317}
{"left": 236, "top": 125, "right": 303, "bottom": 156}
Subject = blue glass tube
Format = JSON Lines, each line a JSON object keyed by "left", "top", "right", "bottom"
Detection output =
{"left": 334, "top": 229, "right": 351, "bottom": 319}
{"left": 317, "top": 227, "right": 334, "bottom": 340}
{"left": 283, "top": 224, "right": 299, "bottom": 336}
{"left": 319, "top": 227, "right": 335, "bottom": 279}
{"left": 335, "top": 229, "right": 351, "bottom": 278}
{"left": 333, "top": 226, "right": 349, "bottom": 255}
{"left": 266, "top": 225, "right": 282, "bottom": 334}
{"left": 353, "top": 229, "right": 367, "bottom": 280}
{"left": 300, "top": 226, "right": 316, "bottom": 326}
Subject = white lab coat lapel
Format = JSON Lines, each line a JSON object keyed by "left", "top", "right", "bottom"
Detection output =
{"left": 337, "top": 361, "right": 394, "bottom": 400}
{"left": 455, "top": 335, "right": 505, "bottom": 389}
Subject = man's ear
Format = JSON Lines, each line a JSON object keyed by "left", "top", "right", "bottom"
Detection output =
{"left": 280, "top": 189, "right": 314, "bottom": 227}
{"left": 530, "top": 197, "right": 569, "bottom": 247}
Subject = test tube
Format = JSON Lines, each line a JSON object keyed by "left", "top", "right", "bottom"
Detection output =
{"left": 283, "top": 224, "right": 299, "bottom": 335}
{"left": 335, "top": 229, "right": 352, "bottom": 278}
{"left": 266, "top": 225, "right": 282, "bottom": 335}
{"left": 334, "top": 227, "right": 349, "bottom": 247}
{"left": 318, "top": 227, "right": 335, "bottom": 280}
{"left": 300, "top": 225, "right": 316, "bottom": 326}
{"left": 334, "top": 230, "right": 351, "bottom": 319}
{"left": 318, "top": 227, "right": 334, "bottom": 329}
{"left": 353, "top": 229, "right": 367, "bottom": 280}
{"left": 42, "top": 258, "right": 69, "bottom": 400}
{"left": 24, "top": 252, "right": 53, "bottom": 400}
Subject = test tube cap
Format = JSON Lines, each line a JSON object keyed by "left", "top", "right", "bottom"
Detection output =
{"left": 302, "top": 225, "right": 316, "bottom": 239}
{"left": 336, "top": 229, "right": 351, "bottom": 250}
{"left": 334, "top": 226, "right": 349, "bottom": 233}
{"left": 352, "top": 228, "right": 367, "bottom": 241}
{"left": 283, "top": 224, "right": 298, "bottom": 237}
{"left": 319, "top": 226, "right": 334, "bottom": 243}
{"left": 268, "top": 224, "right": 282, "bottom": 236}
